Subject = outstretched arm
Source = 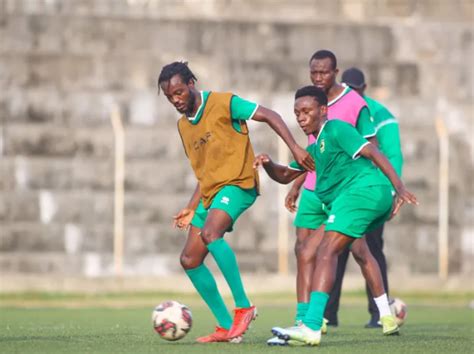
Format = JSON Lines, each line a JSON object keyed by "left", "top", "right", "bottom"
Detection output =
{"left": 359, "top": 144, "right": 417, "bottom": 216}
{"left": 252, "top": 106, "right": 315, "bottom": 171}
{"left": 253, "top": 154, "right": 304, "bottom": 184}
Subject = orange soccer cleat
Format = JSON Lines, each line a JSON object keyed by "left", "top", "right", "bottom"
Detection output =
{"left": 227, "top": 305, "right": 257, "bottom": 339}
{"left": 196, "top": 326, "right": 242, "bottom": 343}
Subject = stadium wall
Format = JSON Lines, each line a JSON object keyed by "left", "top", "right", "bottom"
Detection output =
{"left": 0, "top": 0, "right": 473, "bottom": 280}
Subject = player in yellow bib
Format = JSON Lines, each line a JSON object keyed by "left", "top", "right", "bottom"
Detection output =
{"left": 158, "top": 62, "right": 314, "bottom": 343}
{"left": 254, "top": 86, "right": 418, "bottom": 346}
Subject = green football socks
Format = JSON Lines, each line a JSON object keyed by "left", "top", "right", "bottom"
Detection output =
{"left": 304, "top": 291, "right": 330, "bottom": 331}
{"left": 207, "top": 238, "right": 251, "bottom": 308}
{"left": 295, "top": 302, "right": 309, "bottom": 324}
{"left": 185, "top": 264, "right": 233, "bottom": 329}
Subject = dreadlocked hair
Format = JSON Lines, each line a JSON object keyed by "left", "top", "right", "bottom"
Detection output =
{"left": 157, "top": 61, "right": 197, "bottom": 93}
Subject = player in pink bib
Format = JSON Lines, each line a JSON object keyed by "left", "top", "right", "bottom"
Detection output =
{"left": 303, "top": 85, "right": 372, "bottom": 190}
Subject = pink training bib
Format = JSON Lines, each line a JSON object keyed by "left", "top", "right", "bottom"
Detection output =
{"left": 303, "top": 88, "right": 367, "bottom": 191}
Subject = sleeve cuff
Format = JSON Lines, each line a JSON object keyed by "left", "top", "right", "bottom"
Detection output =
{"left": 363, "top": 132, "right": 377, "bottom": 138}
{"left": 288, "top": 165, "right": 305, "bottom": 171}
{"left": 248, "top": 104, "right": 259, "bottom": 120}
{"left": 352, "top": 141, "right": 371, "bottom": 160}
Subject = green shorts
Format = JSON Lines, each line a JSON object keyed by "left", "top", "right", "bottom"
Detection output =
{"left": 191, "top": 185, "right": 257, "bottom": 231}
{"left": 294, "top": 188, "right": 329, "bottom": 230}
{"left": 324, "top": 185, "right": 393, "bottom": 239}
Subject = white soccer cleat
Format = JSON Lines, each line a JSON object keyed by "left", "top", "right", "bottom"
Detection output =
{"left": 272, "top": 324, "right": 321, "bottom": 346}
{"left": 268, "top": 321, "right": 303, "bottom": 346}
{"left": 266, "top": 336, "right": 288, "bottom": 346}
{"left": 266, "top": 335, "right": 307, "bottom": 347}
{"left": 271, "top": 323, "right": 301, "bottom": 338}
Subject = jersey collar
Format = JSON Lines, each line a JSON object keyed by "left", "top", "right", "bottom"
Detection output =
{"left": 313, "top": 121, "right": 328, "bottom": 144}
{"left": 328, "top": 84, "right": 350, "bottom": 106}
{"left": 187, "top": 91, "right": 205, "bottom": 122}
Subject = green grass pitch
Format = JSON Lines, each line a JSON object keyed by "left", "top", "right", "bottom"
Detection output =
{"left": 0, "top": 295, "right": 472, "bottom": 353}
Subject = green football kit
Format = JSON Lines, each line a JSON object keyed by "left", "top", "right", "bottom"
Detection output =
{"left": 293, "top": 86, "right": 376, "bottom": 230}
{"left": 289, "top": 120, "right": 393, "bottom": 238}
{"left": 192, "top": 186, "right": 257, "bottom": 230}
{"left": 364, "top": 95, "right": 403, "bottom": 177}
{"left": 293, "top": 188, "right": 330, "bottom": 229}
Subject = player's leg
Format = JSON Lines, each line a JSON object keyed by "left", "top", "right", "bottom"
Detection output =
{"left": 295, "top": 227, "right": 323, "bottom": 320}
{"left": 334, "top": 185, "right": 397, "bottom": 335}
{"left": 293, "top": 190, "right": 328, "bottom": 324}
{"left": 324, "top": 247, "right": 349, "bottom": 326}
{"left": 201, "top": 209, "right": 251, "bottom": 308}
{"left": 272, "top": 231, "right": 353, "bottom": 346}
{"left": 351, "top": 237, "right": 386, "bottom": 297}
{"left": 181, "top": 228, "right": 234, "bottom": 342}
{"left": 351, "top": 236, "right": 396, "bottom": 334}
{"left": 304, "top": 231, "right": 354, "bottom": 328}
{"left": 295, "top": 228, "right": 313, "bottom": 303}
{"left": 180, "top": 205, "right": 234, "bottom": 342}
{"left": 364, "top": 224, "right": 388, "bottom": 327}
{"left": 269, "top": 217, "right": 328, "bottom": 346}
{"left": 351, "top": 237, "right": 385, "bottom": 297}
{"left": 268, "top": 191, "right": 327, "bottom": 346}
{"left": 199, "top": 186, "right": 258, "bottom": 338}
{"left": 273, "top": 185, "right": 398, "bottom": 344}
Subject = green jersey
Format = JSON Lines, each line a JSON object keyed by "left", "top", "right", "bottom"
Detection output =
{"left": 365, "top": 96, "right": 403, "bottom": 176}
{"left": 289, "top": 120, "right": 390, "bottom": 206}
{"left": 188, "top": 91, "right": 258, "bottom": 132}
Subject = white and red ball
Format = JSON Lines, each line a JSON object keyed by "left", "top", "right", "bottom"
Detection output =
{"left": 389, "top": 297, "right": 408, "bottom": 327}
{"left": 152, "top": 300, "right": 192, "bottom": 341}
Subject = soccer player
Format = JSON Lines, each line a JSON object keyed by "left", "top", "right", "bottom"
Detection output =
{"left": 284, "top": 50, "right": 376, "bottom": 332}
{"left": 157, "top": 61, "right": 314, "bottom": 343}
{"left": 326, "top": 67, "right": 404, "bottom": 328}
{"left": 255, "top": 86, "right": 417, "bottom": 346}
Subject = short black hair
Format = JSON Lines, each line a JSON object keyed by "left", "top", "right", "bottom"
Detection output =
{"left": 295, "top": 86, "right": 328, "bottom": 106}
{"left": 309, "top": 50, "right": 337, "bottom": 70}
{"left": 157, "top": 61, "right": 197, "bottom": 92}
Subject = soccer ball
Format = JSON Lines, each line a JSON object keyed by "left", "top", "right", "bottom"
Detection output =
{"left": 152, "top": 300, "right": 192, "bottom": 341}
{"left": 389, "top": 297, "right": 407, "bottom": 327}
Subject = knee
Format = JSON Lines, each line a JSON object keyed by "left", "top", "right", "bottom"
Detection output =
{"left": 315, "top": 240, "right": 337, "bottom": 261}
{"left": 180, "top": 253, "right": 202, "bottom": 270}
{"left": 295, "top": 239, "right": 315, "bottom": 264}
{"left": 352, "top": 246, "right": 369, "bottom": 266}
{"left": 200, "top": 226, "right": 222, "bottom": 245}
{"left": 294, "top": 238, "right": 304, "bottom": 257}
{"left": 352, "top": 251, "right": 366, "bottom": 266}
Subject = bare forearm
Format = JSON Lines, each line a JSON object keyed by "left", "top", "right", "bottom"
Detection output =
{"left": 291, "top": 172, "right": 307, "bottom": 192}
{"left": 186, "top": 183, "right": 201, "bottom": 210}
{"left": 361, "top": 144, "right": 403, "bottom": 191}
{"left": 253, "top": 107, "right": 314, "bottom": 170}
{"left": 253, "top": 107, "right": 298, "bottom": 153}
{"left": 263, "top": 161, "right": 302, "bottom": 184}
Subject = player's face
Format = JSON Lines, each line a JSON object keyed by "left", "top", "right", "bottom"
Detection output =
{"left": 160, "top": 74, "right": 196, "bottom": 115}
{"left": 294, "top": 96, "right": 326, "bottom": 135}
{"left": 309, "top": 58, "right": 338, "bottom": 93}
